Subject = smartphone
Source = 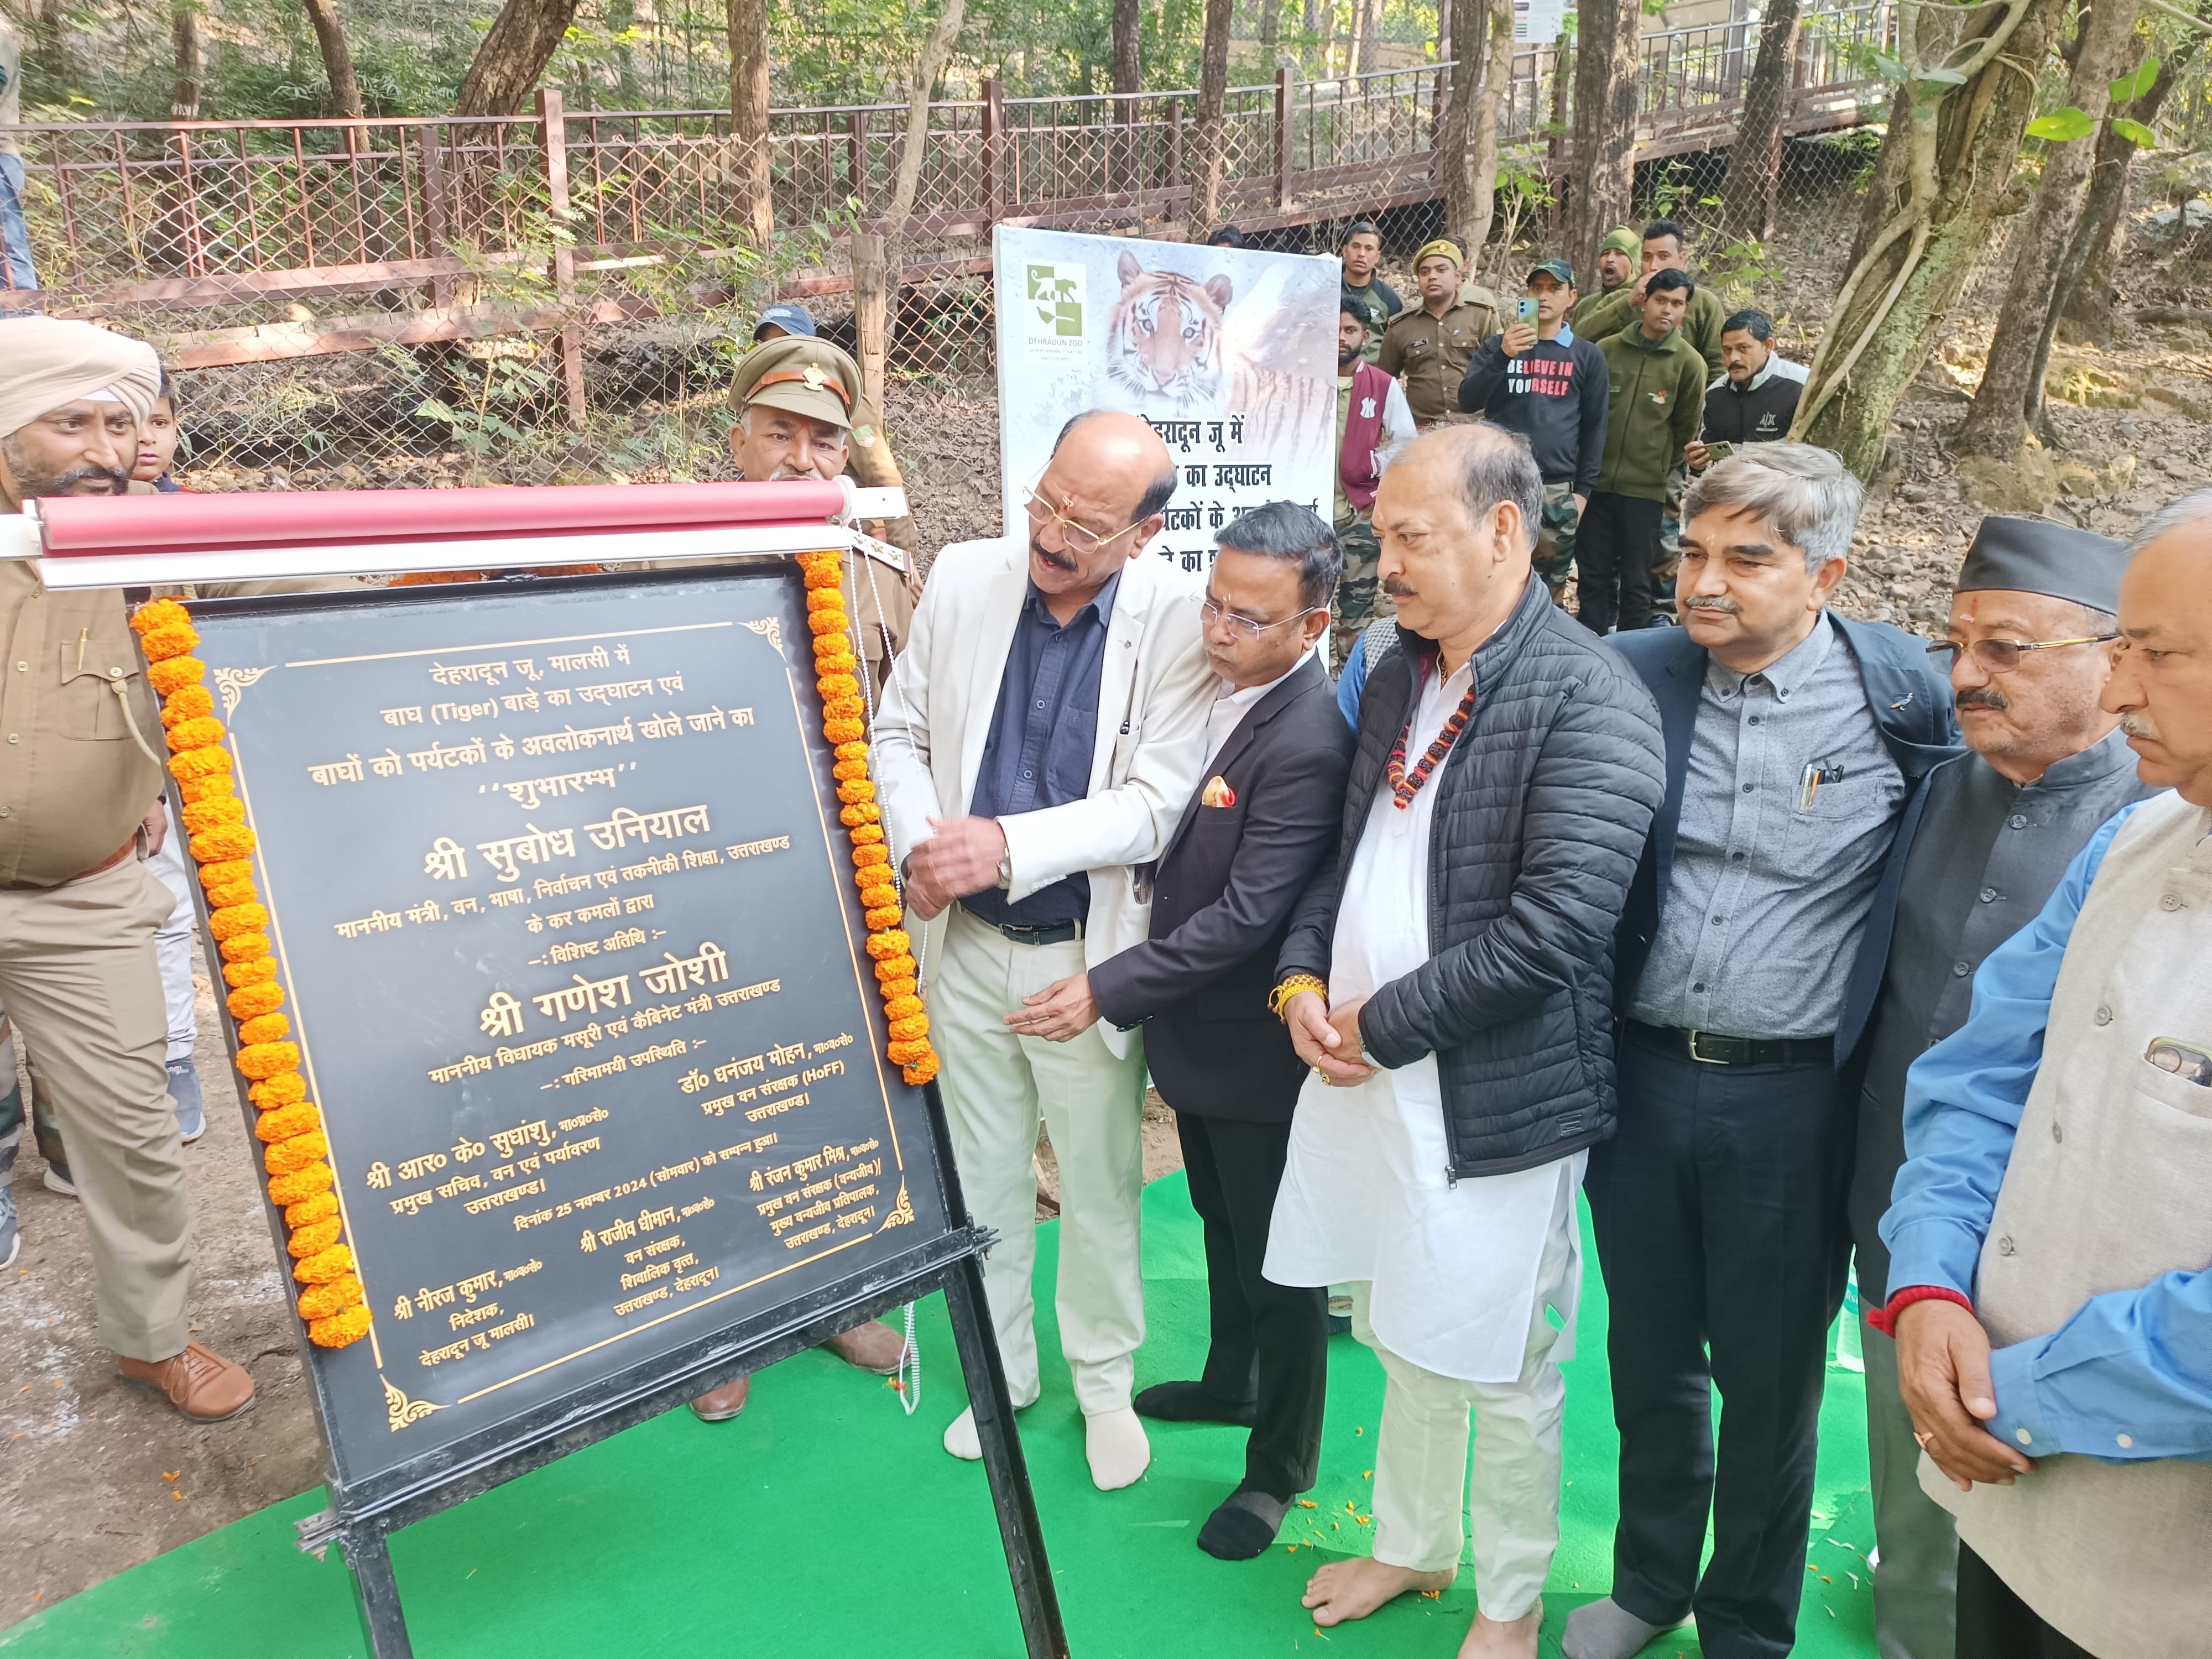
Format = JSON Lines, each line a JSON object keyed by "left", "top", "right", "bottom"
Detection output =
{"left": 1515, "top": 298, "right": 1539, "bottom": 325}
{"left": 1702, "top": 441, "right": 1736, "bottom": 465}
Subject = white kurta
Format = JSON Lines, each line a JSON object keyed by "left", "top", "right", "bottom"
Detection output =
{"left": 1265, "top": 655, "right": 1584, "bottom": 1384}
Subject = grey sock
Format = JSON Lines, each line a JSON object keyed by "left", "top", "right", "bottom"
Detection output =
{"left": 1197, "top": 1486, "right": 1291, "bottom": 1561}
{"left": 1562, "top": 1597, "right": 1670, "bottom": 1659}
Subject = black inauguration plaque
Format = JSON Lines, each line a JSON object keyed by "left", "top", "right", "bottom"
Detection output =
{"left": 182, "top": 562, "right": 1064, "bottom": 1659}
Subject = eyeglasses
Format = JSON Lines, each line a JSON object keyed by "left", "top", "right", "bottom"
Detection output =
{"left": 1926, "top": 634, "right": 2120, "bottom": 674}
{"left": 1021, "top": 483, "right": 1146, "bottom": 558}
{"left": 1201, "top": 597, "right": 1326, "bottom": 641}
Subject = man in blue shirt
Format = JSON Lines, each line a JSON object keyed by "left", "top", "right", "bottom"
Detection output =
{"left": 875, "top": 410, "right": 1214, "bottom": 1491}
{"left": 1876, "top": 489, "right": 2212, "bottom": 1659}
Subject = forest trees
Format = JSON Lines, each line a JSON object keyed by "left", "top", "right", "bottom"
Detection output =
{"left": 1722, "top": 0, "right": 1803, "bottom": 243}
{"left": 301, "top": 0, "right": 366, "bottom": 118}
{"left": 453, "top": 0, "right": 583, "bottom": 116}
{"left": 1566, "top": 0, "right": 1640, "bottom": 278}
{"left": 729, "top": 0, "right": 771, "bottom": 245}
{"left": 1185, "top": 0, "right": 1234, "bottom": 239}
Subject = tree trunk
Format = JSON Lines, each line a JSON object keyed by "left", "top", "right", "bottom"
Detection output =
{"left": 1350, "top": 0, "right": 1379, "bottom": 77}
{"left": 453, "top": 0, "right": 582, "bottom": 117}
{"left": 2063, "top": 42, "right": 2190, "bottom": 340}
{"left": 1185, "top": 0, "right": 1234, "bottom": 239}
{"left": 1260, "top": 0, "right": 1280, "bottom": 50}
{"left": 1720, "top": 0, "right": 1800, "bottom": 244}
{"left": 1465, "top": 0, "right": 1512, "bottom": 278}
{"left": 301, "top": 0, "right": 366, "bottom": 119}
{"left": 1545, "top": 27, "right": 1570, "bottom": 242}
{"left": 171, "top": 0, "right": 206, "bottom": 120}
{"left": 1112, "top": 0, "right": 1142, "bottom": 95}
{"left": 726, "top": 0, "right": 771, "bottom": 245}
{"left": 857, "top": 0, "right": 966, "bottom": 407}
{"left": 1439, "top": 0, "right": 1485, "bottom": 248}
{"left": 1566, "top": 0, "right": 1639, "bottom": 278}
{"left": 1955, "top": 0, "right": 2141, "bottom": 458}
{"left": 1793, "top": 0, "right": 2068, "bottom": 477}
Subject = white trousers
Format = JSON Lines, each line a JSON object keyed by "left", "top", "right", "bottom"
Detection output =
{"left": 931, "top": 905, "right": 1147, "bottom": 1416}
{"left": 148, "top": 811, "right": 199, "bottom": 1065}
{"left": 1352, "top": 1181, "right": 1579, "bottom": 1621}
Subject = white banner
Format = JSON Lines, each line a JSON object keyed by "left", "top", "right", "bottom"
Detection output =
{"left": 992, "top": 226, "right": 1338, "bottom": 576}
{"left": 1515, "top": 0, "right": 1566, "bottom": 45}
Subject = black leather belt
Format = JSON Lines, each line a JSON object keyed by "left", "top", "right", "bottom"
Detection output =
{"left": 963, "top": 905, "right": 1084, "bottom": 947}
{"left": 1629, "top": 1021, "right": 1834, "bottom": 1067}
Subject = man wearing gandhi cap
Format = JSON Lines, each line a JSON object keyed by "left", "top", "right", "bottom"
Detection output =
{"left": 726, "top": 334, "right": 914, "bottom": 700}
{"left": 0, "top": 317, "right": 257, "bottom": 1421}
{"left": 1831, "top": 515, "right": 2151, "bottom": 1659}
{"left": 1376, "top": 239, "right": 1499, "bottom": 427}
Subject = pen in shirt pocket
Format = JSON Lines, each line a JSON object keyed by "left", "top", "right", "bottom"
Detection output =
{"left": 1797, "top": 761, "right": 1844, "bottom": 812}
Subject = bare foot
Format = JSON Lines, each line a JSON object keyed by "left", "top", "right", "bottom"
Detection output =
{"left": 1301, "top": 1557, "right": 1455, "bottom": 1626}
{"left": 1459, "top": 1606, "right": 1542, "bottom": 1658}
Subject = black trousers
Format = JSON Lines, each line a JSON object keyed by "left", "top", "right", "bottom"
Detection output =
{"left": 1575, "top": 490, "right": 1666, "bottom": 634}
{"left": 1957, "top": 1543, "right": 2099, "bottom": 1659}
{"left": 1585, "top": 1025, "right": 1855, "bottom": 1659}
{"left": 1176, "top": 1110, "right": 1328, "bottom": 1499}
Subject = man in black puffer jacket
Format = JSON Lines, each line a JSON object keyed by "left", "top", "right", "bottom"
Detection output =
{"left": 1261, "top": 423, "right": 1665, "bottom": 1658}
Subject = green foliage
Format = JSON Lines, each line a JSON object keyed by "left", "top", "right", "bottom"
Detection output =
{"left": 2025, "top": 106, "right": 2098, "bottom": 141}
{"left": 2110, "top": 56, "right": 2160, "bottom": 104}
{"left": 2111, "top": 116, "right": 2159, "bottom": 148}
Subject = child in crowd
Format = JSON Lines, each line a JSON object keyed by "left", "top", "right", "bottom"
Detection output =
{"left": 131, "top": 372, "right": 185, "bottom": 491}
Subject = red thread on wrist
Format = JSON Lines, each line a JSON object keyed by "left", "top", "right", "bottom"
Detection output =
{"left": 1867, "top": 1283, "right": 1974, "bottom": 1337}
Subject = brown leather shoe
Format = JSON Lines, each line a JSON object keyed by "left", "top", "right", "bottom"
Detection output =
{"left": 690, "top": 1374, "right": 750, "bottom": 1422}
{"left": 825, "top": 1318, "right": 908, "bottom": 1375}
{"left": 117, "top": 1342, "right": 255, "bottom": 1422}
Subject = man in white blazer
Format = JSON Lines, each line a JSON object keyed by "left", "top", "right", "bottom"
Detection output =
{"left": 874, "top": 409, "right": 1213, "bottom": 1490}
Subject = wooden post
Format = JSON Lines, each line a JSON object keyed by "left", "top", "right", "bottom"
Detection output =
{"left": 982, "top": 78, "right": 1005, "bottom": 226}
{"left": 1167, "top": 98, "right": 1183, "bottom": 204}
{"left": 537, "top": 87, "right": 588, "bottom": 430}
{"left": 852, "top": 229, "right": 890, "bottom": 413}
{"left": 418, "top": 125, "right": 453, "bottom": 311}
{"left": 848, "top": 109, "right": 868, "bottom": 204}
{"left": 1274, "top": 66, "right": 1294, "bottom": 207}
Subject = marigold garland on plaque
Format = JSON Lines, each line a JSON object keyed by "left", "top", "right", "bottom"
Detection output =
{"left": 794, "top": 547, "right": 941, "bottom": 1088}
{"left": 129, "top": 597, "right": 373, "bottom": 1350}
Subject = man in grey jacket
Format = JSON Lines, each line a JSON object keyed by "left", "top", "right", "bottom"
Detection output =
{"left": 1265, "top": 423, "right": 1665, "bottom": 1658}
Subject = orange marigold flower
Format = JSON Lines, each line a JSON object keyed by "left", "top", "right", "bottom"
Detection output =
{"left": 264, "top": 1128, "right": 328, "bottom": 1177}
{"left": 836, "top": 778, "right": 877, "bottom": 805}
{"left": 146, "top": 656, "right": 206, "bottom": 697}
{"left": 864, "top": 904, "right": 904, "bottom": 930}
{"left": 823, "top": 695, "right": 865, "bottom": 721}
{"left": 884, "top": 994, "right": 925, "bottom": 1021}
{"left": 198, "top": 857, "right": 253, "bottom": 891}
{"left": 255, "top": 1102, "right": 321, "bottom": 1142}
{"left": 237, "top": 1040, "right": 301, "bottom": 1080}
{"left": 799, "top": 560, "right": 842, "bottom": 588}
{"left": 834, "top": 739, "right": 870, "bottom": 763}
{"left": 180, "top": 795, "right": 247, "bottom": 833}
{"left": 813, "top": 638, "right": 857, "bottom": 664}
{"left": 208, "top": 902, "right": 270, "bottom": 941}
{"left": 130, "top": 598, "right": 191, "bottom": 635}
{"left": 833, "top": 759, "right": 870, "bottom": 781}
{"left": 238, "top": 1013, "right": 291, "bottom": 1046}
{"left": 806, "top": 586, "right": 847, "bottom": 612}
{"left": 887, "top": 1038, "right": 931, "bottom": 1065}
{"left": 191, "top": 825, "right": 258, "bottom": 863}
{"left": 298, "top": 1274, "right": 363, "bottom": 1321}
{"left": 806, "top": 609, "right": 851, "bottom": 637}
{"left": 825, "top": 718, "right": 865, "bottom": 744}
{"left": 849, "top": 823, "right": 885, "bottom": 845}
{"left": 852, "top": 865, "right": 885, "bottom": 892}
{"left": 137, "top": 622, "right": 200, "bottom": 662}
{"left": 889, "top": 1014, "right": 930, "bottom": 1041}
{"left": 284, "top": 1190, "right": 339, "bottom": 1228}
{"left": 851, "top": 843, "right": 890, "bottom": 871}
{"left": 178, "top": 772, "right": 235, "bottom": 805}
{"left": 250, "top": 1073, "right": 306, "bottom": 1109}
{"left": 308, "top": 1305, "right": 373, "bottom": 1348}
{"left": 901, "top": 1053, "right": 940, "bottom": 1086}
{"left": 817, "top": 674, "right": 860, "bottom": 700}
{"left": 165, "top": 714, "right": 226, "bottom": 753}
{"left": 878, "top": 975, "right": 918, "bottom": 1001}
{"left": 288, "top": 1218, "right": 345, "bottom": 1258}
{"left": 859, "top": 882, "right": 899, "bottom": 909}
{"left": 874, "top": 953, "right": 919, "bottom": 982}
{"left": 224, "top": 957, "right": 279, "bottom": 990}
{"left": 294, "top": 1243, "right": 356, "bottom": 1285}
{"left": 168, "top": 745, "right": 232, "bottom": 782}
{"left": 841, "top": 801, "right": 881, "bottom": 827}
{"left": 161, "top": 685, "right": 215, "bottom": 726}
{"left": 266, "top": 1160, "right": 335, "bottom": 1206}
{"left": 227, "top": 982, "right": 286, "bottom": 1021}
{"left": 207, "top": 880, "right": 258, "bottom": 910}
{"left": 218, "top": 931, "right": 270, "bottom": 963}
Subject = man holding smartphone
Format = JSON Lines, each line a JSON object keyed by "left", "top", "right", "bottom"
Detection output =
{"left": 1687, "top": 309, "right": 1807, "bottom": 474}
{"left": 1457, "top": 259, "right": 1608, "bottom": 599}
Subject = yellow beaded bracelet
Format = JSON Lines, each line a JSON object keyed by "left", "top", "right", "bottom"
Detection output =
{"left": 1267, "top": 974, "right": 1328, "bottom": 1022}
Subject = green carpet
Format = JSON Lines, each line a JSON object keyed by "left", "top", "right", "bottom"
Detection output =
{"left": 0, "top": 1177, "right": 1877, "bottom": 1658}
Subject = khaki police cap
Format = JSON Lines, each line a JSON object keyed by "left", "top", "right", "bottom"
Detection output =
{"left": 729, "top": 335, "right": 859, "bottom": 431}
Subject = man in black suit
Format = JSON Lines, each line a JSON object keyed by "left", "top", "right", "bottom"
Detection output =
{"left": 1011, "top": 502, "right": 1355, "bottom": 1561}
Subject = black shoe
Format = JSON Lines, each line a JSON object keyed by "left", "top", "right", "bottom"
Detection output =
{"left": 1133, "top": 1380, "right": 1258, "bottom": 1427}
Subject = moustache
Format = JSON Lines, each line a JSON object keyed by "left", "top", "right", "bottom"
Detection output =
{"left": 1381, "top": 576, "right": 1419, "bottom": 598}
{"left": 2120, "top": 712, "right": 2161, "bottom": 742}
{"left": 45, "top": 466, "right": 132, "bottom": 495}
{"left": 1955, "top": 688, "right": 2009, "bottom": 712}
{"left": 1030, "top": 537, "right": 1078, "bottom": 574}
{"left": 1682, "top": 596, "right": 1741, "bottom": 615}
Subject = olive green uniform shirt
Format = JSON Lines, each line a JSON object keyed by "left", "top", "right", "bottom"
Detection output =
{"left": 1378, "top": 293, "right": 1502, "bottom": 425}
{"left": 0, "top": 562, "right": 165, "bottom": 886}
{"left": 1574, "top": 281, "right": 1728, "bottom": 378}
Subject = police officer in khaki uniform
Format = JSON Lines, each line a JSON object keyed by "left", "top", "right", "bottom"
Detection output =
{"left": 1376, "top": 239, "right": 1501, "bottom": 427}
{"left": 727, "top": 332, "right": 916, "bottom": 703}
{"left": 0, "top": 317, "right": 254, "bottom": 1421}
